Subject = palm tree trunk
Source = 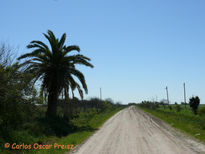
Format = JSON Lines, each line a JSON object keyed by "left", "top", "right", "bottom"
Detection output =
{"left": 46, "top": 90, "right": 58, "bottom": 118}
{"left": 64, "top": 88, "right": 70, "bottom": 118}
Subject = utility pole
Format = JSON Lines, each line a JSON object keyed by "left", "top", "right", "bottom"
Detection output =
{"left": 100, "top": 88, "right": 102, "bottom": 100}
{"left": 166, "top": 86, "right": 169, "bottom": 105}
{"left": 184, "top": 83, "right": 186, "bottom": 109}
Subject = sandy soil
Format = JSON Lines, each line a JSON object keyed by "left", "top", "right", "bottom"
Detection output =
{"left": 71, "top": 106, "right": 205, "bottom": 154}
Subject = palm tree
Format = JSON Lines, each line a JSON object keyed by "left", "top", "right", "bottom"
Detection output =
{"left": 18, "top": 30, "right": 94, "bottom": 117}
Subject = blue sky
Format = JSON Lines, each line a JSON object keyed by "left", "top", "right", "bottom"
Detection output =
{"left": 1, "top": 0, "right": 205, "bottom": 104}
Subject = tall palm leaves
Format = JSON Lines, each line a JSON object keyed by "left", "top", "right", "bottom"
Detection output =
{"left": 18, "top": 30, "right": 93, "bottom": 117}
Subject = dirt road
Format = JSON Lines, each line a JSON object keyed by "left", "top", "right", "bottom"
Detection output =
{"left": 71, "top": 106, "right": 205, "bottom": 154}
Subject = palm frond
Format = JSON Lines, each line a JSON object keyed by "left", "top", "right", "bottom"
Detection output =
{"left": 62, "top": 45, "right": 80, "bottom": 56}
{"left": 30, "top": 40, "right": 49, "bottom": 50}
{"left": 69, "top": 69, "right": 88, "bottom": 94}
{"left": 17, "top": 49, "right": 44, "bottom": 60}
{"left": 59, "top": 33, "right": 66, "bottom": 49}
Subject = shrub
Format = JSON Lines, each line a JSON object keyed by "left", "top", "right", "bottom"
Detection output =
{"left": 8, "top": 131, "right": 37, "bottom": 144}
{"left": 189, "top": 96, "right": 200, "bottom": 115}
{"left": 139, "top": 101, "right": 159, "bottom": 110}
{"left": 39, "top": 116, "right": 75, "bottom": 137}
{"left": 175, "top": 104, "right": 181, "bottom": 112}
{"left": 71, "top": 108, "right": 97, "bottom": 129}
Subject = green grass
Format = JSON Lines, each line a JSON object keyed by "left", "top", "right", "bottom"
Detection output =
{"left": 137, "top": 105, "right": 205, "bottom": 143}
{"left": 24, "top": 107, "right": 124, "bottom": 154}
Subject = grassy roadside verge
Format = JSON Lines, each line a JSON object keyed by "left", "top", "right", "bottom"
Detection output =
{"left": 25, "top": 107, "right": 124, "bottom": 154}
{"left": 136, "top": 105, "right": 205, "bottom": 143}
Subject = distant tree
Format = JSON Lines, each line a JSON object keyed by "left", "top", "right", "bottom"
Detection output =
{"left": 189, "top": 96, "right": 200, "bottom": 115}
{"left": 128, "top": 102, "right": 137, "bottom": 106}
{"left": 174, "top": 103, "right": 181, "bottom": 112}
{"left": 160, "top": 99, "right": 167, "bottom": 109}
{"left": 168, "top": 105, "right": 172, "bottom": 110}
{"left": 105, "top": 98, "right": 114, "bottom": 105}
{"left": 18, "top": 30, "right": 94, "bottom": 118}
{"left": 0, "top": 43, "right": 15, "bottom": 66}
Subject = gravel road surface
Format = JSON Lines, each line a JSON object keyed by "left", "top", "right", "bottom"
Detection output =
{"left": 71, "top": 106, "right": 205, "bottom": 154}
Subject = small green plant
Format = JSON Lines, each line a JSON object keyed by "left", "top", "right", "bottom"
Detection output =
{"left": 175, "top": 103, "right": 181, "bottom": 112}
{"left": 198, "top": 106, "right": 205, "bottom": 116}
